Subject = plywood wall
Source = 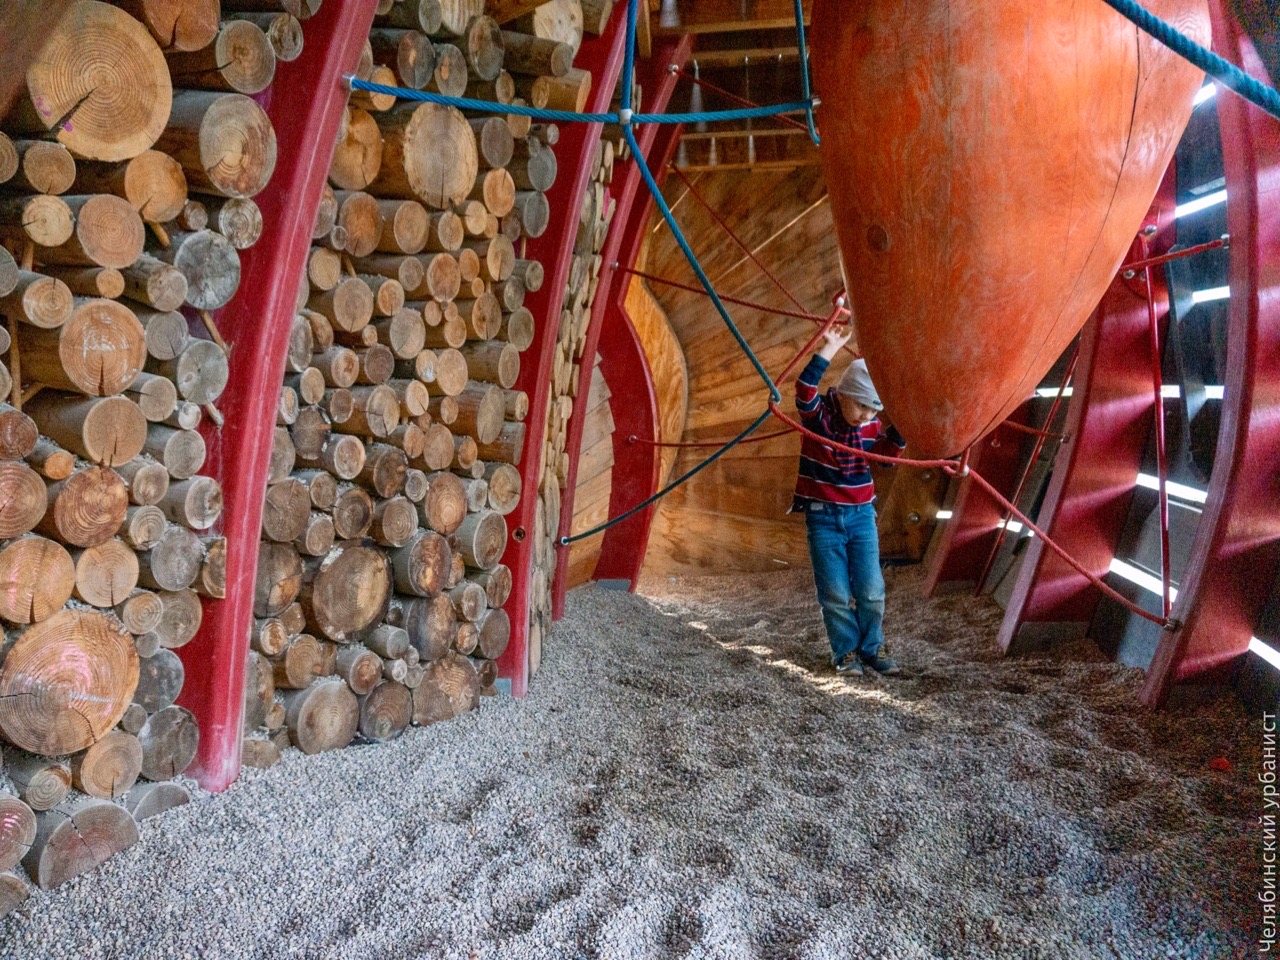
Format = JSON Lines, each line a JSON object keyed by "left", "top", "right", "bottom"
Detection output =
{"left": 638, "top": 165, "right": 947, "bottom": 578}
{"left": 566, "top": 365, "right": 616, "bottom": 589}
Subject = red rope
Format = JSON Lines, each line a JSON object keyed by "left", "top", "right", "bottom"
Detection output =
{"left": 669, "top": 165, "right": 809, "bottom": 314}
{"left": 630, "top": 428, "right": 794, "bottom": 449}
{"left": 766, "top": 400, "right": 1168, "bottom": 627}
{"left": 618, "top": 266, "right": 833, "bottom": 322}
{"left": 998, "top": 420, "right": 1068, "bottom": 441}
{"left": 678, "top": 68, "right": 810, "bottom": 133}
{"left": 973, "top": 343, "right": 1083, "bottom": 595}
{"left": 1118, "top": 235, "right": 1227, "bottom": 273}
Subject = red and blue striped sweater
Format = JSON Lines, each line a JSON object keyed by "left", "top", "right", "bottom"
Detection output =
{"left": 792, "top": 355, "right": 907, "bottom": 510}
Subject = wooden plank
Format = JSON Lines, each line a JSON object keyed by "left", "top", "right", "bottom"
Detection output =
{"left": 655, "top": 0, "right": 810, "bottom": 34}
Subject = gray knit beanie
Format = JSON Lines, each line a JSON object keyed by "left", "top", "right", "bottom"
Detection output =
{"left": 835, "top": 359, "right": 883, "bottom": 410}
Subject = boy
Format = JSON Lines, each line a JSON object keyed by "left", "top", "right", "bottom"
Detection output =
{"left": 793, "top": 327, "right": 906, "bottom": 677}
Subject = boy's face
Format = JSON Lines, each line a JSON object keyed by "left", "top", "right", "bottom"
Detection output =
{"left": 837, "top": 393, "right": 878, "bottom": 425}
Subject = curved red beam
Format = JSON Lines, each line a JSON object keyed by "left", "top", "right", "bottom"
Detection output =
{"left": 496, "top": 8, "right": 629, "bottom": 697}
{"left": 176, "top": 1, "right": 378, "bottom": 791}
{"left": 551, "top": 35, "right": 693, "bottom": 618}
{"left": 995, "top": 192, "right": 1176, "bottom": 653}
{"left": 1142, "top": 2, "right": 1280, "bottom": 703}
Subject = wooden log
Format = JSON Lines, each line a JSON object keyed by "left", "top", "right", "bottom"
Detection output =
{"left": 456, "top": 290, "right": 502, "bottom": 339}
{"left": 458, "top": 341, "right": 519, "bottom": 389}
{"left": 123, "top": 372, "right": 179, "bottom": 424}
{"left": 0, "top": 793, "right": 36, "bottom": 876}
{"left": 6, "top": 1, "right": 170, "bottom": 162}
{"left": 283, "top": 679, "right": 358, "bottom": 754}
{"left": 225, "top": 11, "right": 304, "bottom": 62}
{"left": 391, "top": 529, "right": 452, "bottom": 596}
{"left": 336, "top": 645, "right": 382, "bottom": 696}
{"left": 454, "top": 510, "right": 507, "bottom": 570}
{"left": 308, "top": 246, "right": 342, "bottom": 292}
{"left": 365, "top": 624, "right": 410, "bottom": 659}
{"left": 121, "top": 257, "right": 189, "bottom": 313}
{"left": 132, "top": 648, "right": 183, "bottom": 713}
{"left": 427, "top": 347, "right": 469, "bottom": 397}
{"left": 70, "top": 151, "right": 187, "bottom": 224}
{"left": 21, "top": 797, "right": 138, "bottom": 891}
{"left": 328, "top": 108, "right": 383, "bottom": 192}
{"left": 369, "top": 28, "right": 436, "bottom": 90}
{"left": 0, "top": 195, "right": 74, "bottom": 251}
{"left": 313, "top": 184, "right": 339, "bottom": 241}
{"left": 17, "top": 297, "right": 144, "bottom": 397}
{"left": 142, "top": 424, "right": 206, "bottom": 479}
{"left": 374, "top": 199, "right": 430, "bottom": 257}
{"left": 0, "top": 406, "right": 34, "bottom": 464}
{"left": 287, "top": 369, "right": 326, "bottom": 407}
{"left": 149, "top": 338, "right": 230, "bottom": 405}
{"left": 113, "top": 0, "right": 221, "bottom": 52}
{"left": 337, "top": 384, "right": 400, "bottom": 438}
{"left": 120, "top": 504, "right": 165, "bottom": 551}
{"left": 452, "top": 382, "right": 504, "bottom": 445}
{"left": 119, "top": 702, "right": 148, "bottom": 733}
{"left": 0, "top": 609, "right": 138, "bottom": 754}
{"left": 373, "top": 0, "right": 444, "bottom": 33}
{"left": 332, "top": 486, "right": 375, "bottom": 540}
{"left": 419, "top": 470, "right": 467, "bottom": 535}
{"left": 26, "top": 394, "right": 145, "bottom": 469}
{"left": 263, "top": 476, "right": 311, "bottom": 543}
{"left": 137, "top": 523, "right": 202, "bottom": 592}
{"left": 447, "top": 580, "right": 487, "bottom": 623}
{"left": 372, "top": 495, "right": 419, "bottom": 548}
{"left": 427, "top": 394, "right": 459, "bottom": 426}
{"left": 121, "top": 781, "right": 190, "bottom": 820}
{"left": 71, "top": 538, "right": 139, "bottom": 608}
{"left": 26, "top": 439, "right": 73, "bottom": 483}
{"left": 405, "top": 253, "right": 462, "bottom": 304}
{"left": 115, "top": 588, "right": 164, "bottom": 636}
{"left": 581, "top": 0, "right": 613, "bottom": 34}
{"left": 393, "top": 593, "right": 456, "bottom": 661}
{"left": 203, "top": 196, "right": 264, "bottom": 250}
{"left": 472, "top": 562, "right": 513, "bottom": 607}
{"left": 5, "top": 755, "right": 70, "bottom": 813}
{"left": 533, "top": 67, "right": 591, "bottom": 113}
{"left": 466, "top": 235, "right": 515, "bottom": 282}
{"left": 27, "top": 193, "right": 144, "bottom": 271}
{"left": 356, "top": 444, "right": 407, "bottom": 499}
{"left": 475, "top": 421, "right": 525, "bottom": 465}
{"left": 5, "top": 140, "right": 75, "bottom": 196}
{"left": 459, "top": 476, "right": 488, "bottom": 512}
{"left": 136, "top": 704, "right": 198, "bottom": 780}
{"left": 157, "top": 476, "right": 222, "bottom": 530}
{"left": 37, "top": 466, "right": 127, "bottom": 548}
{"left": 370, "top": 103, "right": 479, "bottom": 210}
{"left": 427, "top": 42, "right": 469, "bottom": 97}
{"left": 403, "top": 467, "right": 429, "bottom": 503}
{"left": 176, "top": 200, "right": 209, "bottom": 231}
{"left": 423, "top": 210, "right": 465, "bottom": 253}
{"left": 240, "top": 737, "right": 281, "bottom": 768}
{"left": 334, "top": 190, "right": 383, "bottom": 259}
{"left": 358, "top": 681, "right": 411, "bottom": 742}
{"left": 252, "top": 617, "right": 289, "bottom": 657}
{"left": 288, "top": 406, "right": 329, "bottom": 462}
{"left": 503, "top": 389, "right": 529, "bottom": 421}
{"left": 269, "top": 425, "right": 296, "bottom": 483}
{"left": 165, "top": 19, "right": 276, "bottom": 95}
{"left": 70, "top": 730, "right": 142, "bottom": 799}
{"left": 509, "top": 258, "right": 543, "bottom": 292}
{"left": 416, "top": 422, "right": 454, "bottom": 472}
{"left": 293, "top": 510, "right": 336, "bottom": 557}
{"left": 148, "top": 228, "right": 241, "bottom": 310}
{"left": 300, "top": 540, "right": 392, "bottom": 642}
{"left": 476, "top": 607, "right": 510, "bottom": 659}
{"left": 151, "top": 587, "right": 202, "bottom": 649}
{"left": 354, "top": 344, "right": 397, "bottom": 385}
{"left": 454, "top": 621, "right": 479, "bottom": 655}
{"left": 310, "top": 278, "right": 374, "bottom": 334}
{"left": 153, "top": 91, "right": 277, "bottom": 199}
{"left": 295, "top": 469, "right": 338, "bottom": 510}
{"left": 510, "top": 189, "right": 550, "bottom": 238}
{"left": 272, "top": 633, "right": 322, "bottom": 690}
{"left": 117, "top": 457, "right": 169, "bottom": 506}
{"left": 460, "top": 15, "right": 504, "bottom": 82}
{"left": 499, "top": 31, "right": 572, "bottom": 77}
{"left": 313, "top": 347, "right": 359, "bottom": 390}
{"left": 412, "top": 651, "right": 479, "bottom": 724}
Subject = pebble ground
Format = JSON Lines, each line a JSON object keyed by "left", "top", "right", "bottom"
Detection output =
{"left": 1, "top": 568, "right": 1255, "bottom": 959}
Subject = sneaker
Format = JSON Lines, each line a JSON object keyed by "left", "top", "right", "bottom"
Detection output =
{"left": 834, "top": 655, "right": 864, "bottom": 676}
{"left": 860, "top": 654, "right": 902, "bottom": 676}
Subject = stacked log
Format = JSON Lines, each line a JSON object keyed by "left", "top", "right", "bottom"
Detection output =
{"left": 241, "top": 1, "right": 592, "bottom": 765}
{"left": 0, "top": 0, "right": 306, "bottom": 900}
{"left": 525, "top": 72, "right": 626, "bottom": 675}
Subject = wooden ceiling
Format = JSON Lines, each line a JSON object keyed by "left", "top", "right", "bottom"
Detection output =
{"left": 655, "top": 1, "right": 818, "bottom": 171}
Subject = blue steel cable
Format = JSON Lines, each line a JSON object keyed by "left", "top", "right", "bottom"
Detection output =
{"left": 621, "top": 0, "right": 639, "bottom": 125}
{"left": 1098, "top": 0, "right": 1280, "bottom": 119}
{"left": 792, "top": 0, "right": 821, "bottom": 145}
{"left": 345, "top": 78, "right": 813, "bottom": 125}
{"left": 560, "top": 411, "right": 772, "bottom": 544}
{"left": 624, "top": 124, "right": 781, "bottom": 403}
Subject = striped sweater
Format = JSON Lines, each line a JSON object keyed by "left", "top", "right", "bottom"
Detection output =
{"left": 792, "top": 355, "right": 906, "bottom": 510}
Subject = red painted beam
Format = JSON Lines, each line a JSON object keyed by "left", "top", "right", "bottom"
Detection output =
{"left": 923, "top": 404, "right": 1033, "bottom": 594}
{"left": 176, "top": 1, "right": 376, "bottom": 791}
{"left": 995, "top": 188, "right": 1176, "bottom": 653}
{"left": 1142, "top": 3, "right": 1280, "bottom": 703}
{"left": 496, "top": 7, "right": 629, "bottom": 697}
{"left": 551, "top": 36, "right": 693, "bottom": 617}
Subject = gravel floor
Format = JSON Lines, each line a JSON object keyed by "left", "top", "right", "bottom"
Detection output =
{"left": 2, "top": 567, "right": 1255, "bottom": 960}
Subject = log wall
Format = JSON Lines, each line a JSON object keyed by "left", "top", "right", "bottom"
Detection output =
{"left": 564, "top": 364, "right": 614, "bottom": 588}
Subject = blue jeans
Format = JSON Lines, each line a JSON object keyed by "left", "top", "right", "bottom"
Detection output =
{"left": 804, "top": 502, "right": 886, "bottom": 664}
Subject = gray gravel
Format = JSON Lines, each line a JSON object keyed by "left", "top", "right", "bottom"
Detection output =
{"left": 1, "top": 567, "right": 1255, "bottom": 959}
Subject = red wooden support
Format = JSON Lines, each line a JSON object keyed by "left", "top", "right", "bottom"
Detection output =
{"left": 995, "top": 198, "right": 1176, "bottom": 653}
{"left": 923, "top": 405, "right": 1033, "bottom": 594}
{"left": 176, "top": 1, "right": 377, "bottom": 791}
{"left": 496, "top": 7, "right": 629, "bottom": 697}
{"left": 551, "top": 36, "right": 694, "bottom": 618}
{"left": 1142, "top": 3, "right": 1280, "bottom": 703}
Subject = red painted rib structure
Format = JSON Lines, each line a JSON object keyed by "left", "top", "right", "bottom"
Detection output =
{"left": 176, "top": 0, "right": 378, "bottom": 791}
{"left": 552, "top": 35, "right": 694, "bottom": 618}
{"left": 497, "top": 8, "right": 629, "bottom": 697}
{"left": 1142, "top": 3, "right": 1280, "bottom": 703}
{"left": 995, "top": 195, "right": 1176, "bottom": 653}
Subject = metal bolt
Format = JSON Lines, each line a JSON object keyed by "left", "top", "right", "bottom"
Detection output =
{"left": 908, "top": 512, "right": 921, "bottom": 524}
{"left": 1123, "top": 270, "right": 1136, "bottom": 279}
{"left": 1143, "top": 224, "right": 1158, "bottom": 237}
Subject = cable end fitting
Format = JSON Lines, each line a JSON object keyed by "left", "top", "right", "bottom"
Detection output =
{"left": 627, "top": 434, "right": 638, "bottom": 444}
{"left": 1162, "top": 617, "right": 1183, "bottom": 632}
{"left": 341, "top": 73, "right": 358, "bottom": 91}
{"left": 557, "top": 536, "right": 570, "bottom": 547}
{"left": 619, "top": 108, "right": 634, "bottom": 125}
